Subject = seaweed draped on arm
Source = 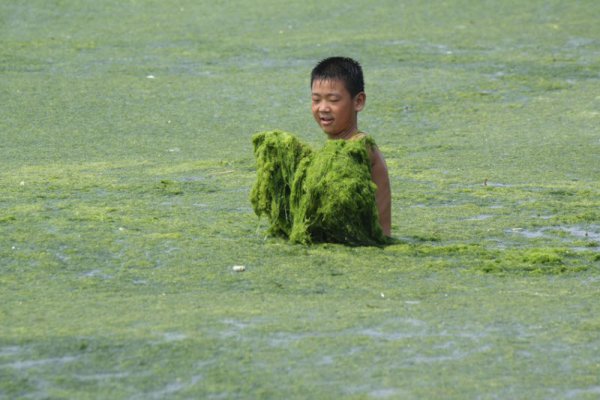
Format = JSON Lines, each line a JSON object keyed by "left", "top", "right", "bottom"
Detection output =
{"left": 250, "top": 130, "right": 385, "bottom": 245}
{"left": 250, "top": 130, "right": 313, "bottom": 237}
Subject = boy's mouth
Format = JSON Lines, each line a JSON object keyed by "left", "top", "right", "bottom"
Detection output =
{"left": 320, "top": 116, "right": 334, "bottom": 126}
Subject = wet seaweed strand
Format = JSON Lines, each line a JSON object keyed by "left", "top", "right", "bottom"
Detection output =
{"left": 250, "top": 130, "right": 385, "bottom": 245}
{"left": 250, "top": 131, "right": 313, "bottom": 237}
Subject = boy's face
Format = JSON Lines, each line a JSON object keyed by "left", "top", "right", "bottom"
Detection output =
{"left": 311, "top": 79, "right": 365, "bottom": 139}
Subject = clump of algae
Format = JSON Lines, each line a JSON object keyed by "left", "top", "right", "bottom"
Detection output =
{"left": 250, "top": 130, "right": 385, "bottom": 245}
{"left": 250, "top": 130, "right": 313, "bottom": 237}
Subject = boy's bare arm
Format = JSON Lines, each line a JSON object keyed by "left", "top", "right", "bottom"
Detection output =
{"left": 369, "top": 146, "right": 392, "bottom": 236}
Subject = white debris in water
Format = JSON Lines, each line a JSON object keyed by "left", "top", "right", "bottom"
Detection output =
{"left": 380, "top": 292, "right": 385, "bottom": 298}
{"left": 232, "top": 265, "right": 246, "bottom": 272}
{"left": 146, "top": 75, "right": 156, "bottom": 79}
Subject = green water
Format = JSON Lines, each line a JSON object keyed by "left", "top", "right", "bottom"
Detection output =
{"left": 1, "top": 0, "right": 599, "bottom": 398}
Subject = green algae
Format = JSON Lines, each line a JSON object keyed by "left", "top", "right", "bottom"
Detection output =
{"left": 250, "top": 130, "right": 312, "bottom": 238}
{"left": 290, "top": 136, "right": 384, "bottom": 245}
{"left": 1, "top": 0, "right": 600, "bottom": 398}
{"left": 250, "top": 130, "right": 385, "bottom": 245}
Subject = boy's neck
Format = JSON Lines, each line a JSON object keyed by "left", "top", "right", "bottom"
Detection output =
{"left": 326, "top": 127, "right": 360, "bottom": 141}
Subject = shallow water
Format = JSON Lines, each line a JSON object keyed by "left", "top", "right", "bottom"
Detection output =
{"left": 509, "top": 225, "right": 600, "bottom": 250}
{"left": 1, "top": 0, "right": 599, "bottom": 398}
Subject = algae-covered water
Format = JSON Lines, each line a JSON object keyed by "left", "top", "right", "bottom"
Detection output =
{"left": 1, "top": 0, "right": 599, "bottom": 398}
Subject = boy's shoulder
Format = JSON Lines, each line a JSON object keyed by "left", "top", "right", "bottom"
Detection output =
{"left": 349, "top": 132, "right": 367, "bottom": 142}
{"left": 349, "top": 132, "right": 378, "bottom": 150}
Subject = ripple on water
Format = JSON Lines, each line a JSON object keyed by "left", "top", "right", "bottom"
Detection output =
{"left": 507, "top": 224, "right": 600, "bottom": 248}
{"left": 0, "top": 345, "right": 28, "bottom": 357}
{"left": 3, "top": 355, "right": 79, "bottom": 370}
{"left": 564, "top": 385, "right": 600, "bottom": 399}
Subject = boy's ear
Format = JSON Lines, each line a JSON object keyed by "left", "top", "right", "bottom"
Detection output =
{"left": 354, "top": 92, "right": 366, "bottom": 112}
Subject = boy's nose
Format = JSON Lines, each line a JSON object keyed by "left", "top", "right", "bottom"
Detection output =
{"left": 319, "top": 102, "right": 331, "bottom": 112}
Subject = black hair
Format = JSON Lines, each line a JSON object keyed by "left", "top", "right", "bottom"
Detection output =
{"left": 310, "top": 56, "right": 364, "bottom": 98}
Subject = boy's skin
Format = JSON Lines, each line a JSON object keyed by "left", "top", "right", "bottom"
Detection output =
{"left": 311, "top": 78, "right": 392, "bottom": 237}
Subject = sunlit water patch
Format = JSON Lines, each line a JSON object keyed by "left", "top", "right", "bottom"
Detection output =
{"left": 1, "top": 355, "right": 79, "bottom": 371}
{"left": 507, "top": 225, "right": 600, "bottom": 250}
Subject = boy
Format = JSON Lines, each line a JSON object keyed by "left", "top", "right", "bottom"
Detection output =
{"left": 310, "top": 57, "right": 392, "bottom": 236}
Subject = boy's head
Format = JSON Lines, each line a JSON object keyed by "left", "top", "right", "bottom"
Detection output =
{"left": 311, "top": 56, "right": 365, "bottom": 98}
{"left": 310, "top": 57, "right": 366, "bottom": 139}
